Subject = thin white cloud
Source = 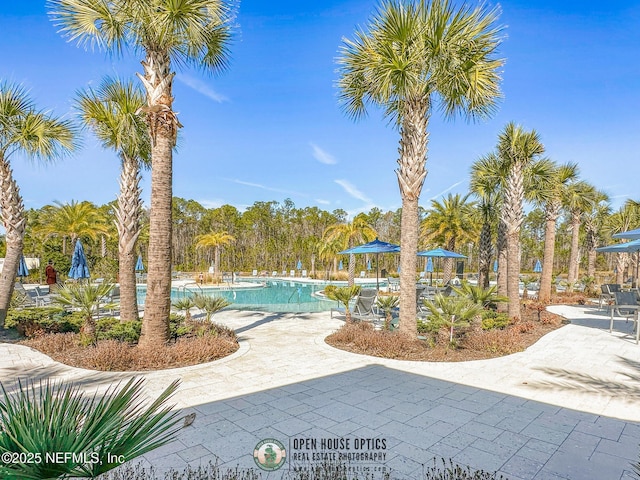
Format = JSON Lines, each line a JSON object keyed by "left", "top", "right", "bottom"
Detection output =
{"left": 176, "top": 74, "right": 228, "bottom": 103}
{"left": 335, "top": 179, "right": 372, "bottom": 203}
{"left": 316, "top": 199, "right": 331, "bottom": 205}
{"left": 310, "top": 143, "right": 337, "bottom": 165}
{"left": 429, "top": 180, "right": 465, "bottom": 201}
{"left": 229, "top": 178, "right": 308, "bottom": 197}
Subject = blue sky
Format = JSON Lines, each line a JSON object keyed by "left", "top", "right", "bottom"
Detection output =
{"left": 2, "top": 0, "right": 639, "bottom": 218}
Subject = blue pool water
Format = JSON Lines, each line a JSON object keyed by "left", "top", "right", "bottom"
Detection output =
{"left": 137, "top": 280, "right": 345, "bottom": 313}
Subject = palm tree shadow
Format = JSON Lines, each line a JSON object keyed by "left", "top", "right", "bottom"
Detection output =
{"left": 527, "top": 355, "right": 640, "bottom": 400}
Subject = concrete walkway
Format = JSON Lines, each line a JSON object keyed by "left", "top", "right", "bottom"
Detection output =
{"left": 1, "top": 305, "right": 639, "bottom": 479}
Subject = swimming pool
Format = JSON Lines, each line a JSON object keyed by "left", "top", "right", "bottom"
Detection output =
{"left": 137, "top": 280, "right": 343, "bottom": 313}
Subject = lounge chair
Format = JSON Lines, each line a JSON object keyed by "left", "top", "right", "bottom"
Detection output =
{"left": 609, "top": 291, "right": 639, "bottom": 344}
{"left": 13, "top": 282, "right": 37, "bottom": 307}
{"left": 352, "top": 289, "right": 379, "bottom": 320}
{"left": 388, "top": 277, "right": 400, "bottom": 292}
{"left": 272, "top": 271, "right": 278, "bottom": 277}
{"left": 359, "top": 271, "right": 366, "bottom": 278}
{"left": 252, "top": 269, "right": 258, "bottom": 276}
{"left": 290, "top": 270, "right": 295, "bottom": 277}
{"left": 301, "top": 270, "right": 307, "bottom": 278}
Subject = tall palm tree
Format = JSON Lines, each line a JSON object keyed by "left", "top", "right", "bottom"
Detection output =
{"left": 564, "top": 181, "right": 597, "bottom": 288}
{"left": 50, "top": 0, "right": 233, "bottom": 347}
{"left": 322, "top": 214, "right": 377, "bottom": 285}
{"left": 76, "top": 78, "right": 151, "bottom": 323}
{"left": 195, "top": 231, "right": 235, "bottom": 280}
{"left": 420, "top": 193, "right": 476, "bottom": 283}
{"left": 529, "top": 162, "right": 579, "bottom": 303}
{"left": 337, "top": 0, "right": 504, "bottom": 337}
{"left": 496, "top": 123, "right": 545, "bottom": 320}
{"left": 582, "top": 190, "right": 610, "bottom": 281}
{"left": 0, "top": 82, "right": 76, "bottom": 327}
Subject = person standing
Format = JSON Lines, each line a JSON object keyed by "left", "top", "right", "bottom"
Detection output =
{"left": 45, "top": 260, "right": 57, "bottom": 292}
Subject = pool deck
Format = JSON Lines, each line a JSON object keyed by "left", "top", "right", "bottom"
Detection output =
{"left": 1, "top": 304, "right": 639, "bottom": 479}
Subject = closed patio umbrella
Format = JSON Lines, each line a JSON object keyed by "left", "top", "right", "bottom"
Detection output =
{"left": 68, "top": 239, "right": 90, "bottom": 280}
{"left": 17, "top": 254, "right": 29, "bottom": 279}
{"left": 533, "top": 259, "right": 542, "bottom": 273}
{"left": 135, "top": 254, "right": 144, "bottom": 272}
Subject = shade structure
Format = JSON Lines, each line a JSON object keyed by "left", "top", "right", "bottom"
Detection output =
{"left": 135, "top": 254, "right": 144, "bottom": 272}
{"left": 17, "top": 254, "right": 29, "bottom": 278}
{"left": 417, "top": 248, "right": 467, "bottom": 285}
{"left": 533, "top": 259, "right": 542, "bottom": 273}
{"left": 339, "top": 238, "right": 400, "bottom": 290}
{"left": 596, "top": 239, "right": 640, "bottom": 253}
{"left": 68, "top": 239, "right": 90, "bottom": 280}
{"left": 613, "top": 228, "right": 640, "bottom": 240}
{"left": 296, "top": 259, "right": 302, "bottom": 270}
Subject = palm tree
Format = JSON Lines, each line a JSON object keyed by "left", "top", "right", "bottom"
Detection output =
{"left": 322, "top": 214, "right": 377, "bottom": 285}
{"left": 76, "top": 78, "right": 150, "bottom": 323}
{"left": 529, "top": 162, "right": 579, "bottom": 303}
{"left": 53, "top": 282, "right": 115, "bottom": 341}
{"left": 420, "top": 193, "right": 476, "bottom": 284}
{"left": 496, "top": 123, "right": 545, "bottom": 320}
{"left": 41, "top": 200, "right": 109, "bottom": 253}
{"left": 195, "top": 231, "right": 235, "bottom": 281}
{"left": 49, "top": 0, "right": 234, "bottom": 348}
{"left": 0, "top": 82, "right": 76, "bottom": 328}
{"left": 470, "top": 154, "right": 505, "bottom": 291}
{"left": 564, "top": 181, "right": 597, "bottom": 288}
{"left": 337, "top": 0, "right": 504, "bottom": 337}
{"left": 581, "top": 191, "right": 610, "bottom": 282}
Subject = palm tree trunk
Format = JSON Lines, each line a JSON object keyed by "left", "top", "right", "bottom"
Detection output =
{"left": 138, "top": 51, "right": 178, "bottom": 348}
{"left": 396, "top": 99, "right": 428, "bottom": 338}
{"left": 115, "top": 154, "right": 142, "bottom": 323}
{"left": 0, "top": 159, "right": 26, "bottom": 327}
{"left": 214, "top": 246, "right": 221, "bottom": 281}
{"left": 585, "top": 224, "right": 597, "bottom": 279}
{"left": 567, "top": 213, "right": 581, "bottom": 288}
{"left": 503, "top": 162, "right": 524, "bottom": 320}
{"left": 615, "top": 253, "right": 627, "bottom": 285}
{"left": 443, "top": 238, "right": 456, "bottom": 284}
{"left": 348, "top": 253, "right": 356, "bottom": 286}
{"left": 538, "top": 203, "right": 559, "bottom": 303}
{"left": 478, "top": 221, "right": 492, "bottom": 289}
{"left": 496, "top": 220, "right": 508, "bottom": 312}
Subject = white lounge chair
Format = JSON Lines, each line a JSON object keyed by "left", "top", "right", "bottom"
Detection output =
{"left": 252, "top": 269, "right": 258, "bottom": 276}
{"left": 301, "top": 270, "right": 307, "bottom": 278}
{"left": 289, "top": 270, "right": 295, "bottom": 277}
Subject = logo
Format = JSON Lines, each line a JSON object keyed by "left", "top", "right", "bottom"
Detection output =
{"left": 253, "top": 438, "right": 286, "bottom": 471}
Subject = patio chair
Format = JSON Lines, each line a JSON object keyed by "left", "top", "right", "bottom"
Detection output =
{"left": 388, "top": 277, "right": 400, "bottom": 292}
{"left": 290, "top": 270, "right": 295, "bottom": 277}
{"left": 272, "top": 271, "right": 278, "bottom": 277}
{"left": 13, "top": 282, "right": 37, "bottom": 307}
{"left": 359, "top": 271, "right": 366, "bottom": 278}
{"left": 34, "top": 286, "right": 52, "bottom": 306}
{"left": 301, "top": 270, "right": 308, "bottom": 278}
{"left": 352, "top": 289, "right": 380, "bottom": 321}
{"left": 609, "top": 291, "right": 639, "bottom": 344}
{"left": 599, "top": 285, "right": 616, "bottom": 309}
{"left": 252, "top": 269, "right": 258, "bottom": 276}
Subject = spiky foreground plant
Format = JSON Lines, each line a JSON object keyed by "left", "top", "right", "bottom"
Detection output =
{"left": 53, "top": 282, "right": 114, "bottom": 341}
{"left": 192, "top": 293, "right": 231, "bottom": 322}
{"left": 0, "top": 378, "right": 181, "bottom": 479}
{"left": 326, "top": 285, "right": 361, "bottom": 323}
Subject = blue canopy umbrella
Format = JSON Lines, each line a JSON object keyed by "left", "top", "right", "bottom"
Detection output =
{"left": 135, "top": 255, "right": 144, "bottom": 272}
{"left": 296, "top": 259, "right": 302, "bottom": 270}
{"left": 533, "top": 259, "right": 542, "bottom": 273}
{"left": 339, "top": 238, "right": 400, "bottom": 290}
{"left": 17, "top": 254, "right": 29, "bottom": 279}
{"left": 338, "top": 260, "right": 343, "bottom": 270}
{"left": 68, "top": 239, "right": 90, "bottom": 280}
{"left": 417, "top": 248, "right": 467, "bottom": 285}
{"left": 613, "top": 228, "right": 640, "bottom": 240}
{"left": 597, "top": 239, "right": 640, "bottom": 285}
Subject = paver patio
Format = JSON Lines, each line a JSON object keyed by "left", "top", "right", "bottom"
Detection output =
{"left": 0, "top": 304, "right": 639, "bottom": 479}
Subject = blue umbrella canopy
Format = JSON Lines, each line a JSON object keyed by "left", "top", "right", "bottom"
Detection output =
{"left": 338, "top": 260, "right": 343, "bottom": 270}
{"left": 339, "top": 238, "right": 400, "bottom": 290}
{"left": 135, "top": 254, "right": 144, "bottom": 272}
{"left": 296, "top": 259, "right": 302, "bottom": 270}
{"left": 17, "top": 255, "right": 29, "bottom": 278}
{"left": 596, "top": 239, "right": 640, "bottom": 253}
{"left": 417, "top": 248, "right": 467, "bottom": 258}
{"left": 493, "top": 260, "right": 498, "bottom": 272}
{"left": 613, "top": 228, "right": 640, "bottom": 240}
{"left": 68, "top": 239, "right": 90, "bottom": 280}
{"left": 338, "top": 238, "right": 400, "bottom": 254}
{"left": 533, "top": 259, "right": 542, "bottom": 273}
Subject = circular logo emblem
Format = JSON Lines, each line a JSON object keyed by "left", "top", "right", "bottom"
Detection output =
{"left": 253, "top": 438, "right": 287, "bottom": 471}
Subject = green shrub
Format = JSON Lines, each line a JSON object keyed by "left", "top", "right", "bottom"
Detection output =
{"left": 323, "top": 284, "right": 337, "bottom": 297}
{"left": 96, "top": 317, "right": 142, "bottom": 343}
{"left": 481, "top": 310, "right": 510, "bottom": 330}
{"left": 5, "top": 308, "right": 83, "bottom": 337}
